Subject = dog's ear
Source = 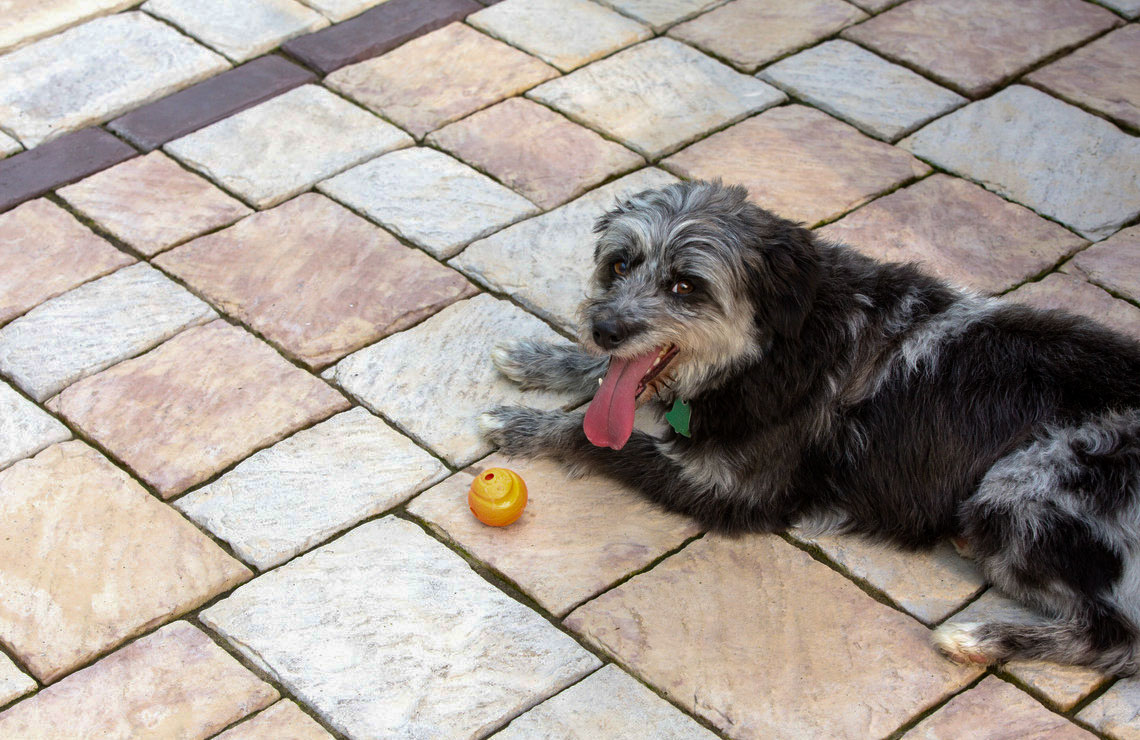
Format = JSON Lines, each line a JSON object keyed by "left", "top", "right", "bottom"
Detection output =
{"left": 745, "top": 217, "right": 822, "bottom": 338}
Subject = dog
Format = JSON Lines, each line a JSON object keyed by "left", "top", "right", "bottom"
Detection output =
{"left": 479, "top": 179, "right": 1140, "bottom": 674}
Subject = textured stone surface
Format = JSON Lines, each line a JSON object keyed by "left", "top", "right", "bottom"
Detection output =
{"left": 49, "top": 320, "right": 349, "bottom": 498}
{"left": 409, "top": 454, "right": 700, "bottom": 616}
{"left": 0, "top": 131, "right": 19, "bottom": 158}
{"left": 760, "top": 40, "right": 965, "bottom": 141}
{"left": 0, "top": 0, "right": 135, "bottom": 53}
{"left": 428, "top": 98, "right": 645, "bottom": 209}
{"left": 0, "top": 443, "right": 251, "bottom": 682}
{"left": 0, "top": 653, "right": 36, "bottom": 707}
{"left": 0, "top": 13, "right": 228, "bottom": 147}
{"left": 1028, "top": 25, "right": 1140, "bottom": 131}
{"left": 58, "top": 151, "right": 251, "bottom": 256}
{"left": 566, "top": 534, "right": 980, "bottom": 738}
{"left": 0, "top": 622, "right": 277, "bottom": 738}
{"left": 201, "top": 517, "right": 601, "bottom": 739}
{"left": 901, "top": 86, "right": 1140, "bottom": 241}
{"left": 665, "top": 106, "right": 929, "bottom": 227}
{"left": 1099, "top": 0, "right": 1140, "bottom": 18}
{"left": 493, "top": 665, "right": 717, "bottom": 739}
{"left": 324, "top": 295, "right": 573, "bottom": 467}
{"left": 671, "top": 0, "right": 866, "bottom": 72}
{"left": 295, "top": 0, "right": 389, "bottom": 21}
{"left": 1080, "top": 676, "right": 1140, "bottom": 739}
{"left": 844, "top": 0, "right": 1120, "bottom": 97}
{"left": 0, "top": 264, "right": 217, "bottom": 401}
{"left": 817, "top": 174, "right": 1085, "bottom": 294}
{"left": 594, "top": 0, "right": 722, "bottom": 31}
{"left": 453, "top": 168, "right": 679, "bottom": 331}
{"left": 319, "top": 148, "right": 539, "bottom": 259}
{"left": 531, "top": 38, "right": 784, "bottom": 159}
{"left": 0, "top": 127, "right": 137, "bottom": 214}
{"left": 177, "top": 408, "right": 447, "bottom": 570}
{"left": 165, "top": 84, "right": 411, "bottom": 209}
{"left": 1069, "top": 225, "right": 1140, "bottom": 303}
{"left": 144, "top": 0, "right": 328, "bottom": 62}
{"left": 470, "top": 0, "right": 650, "bottom": 71}
{"left": 0, "top": 381, "right": 70, "bottom": 472}
{"left": 1007, "top": 274, "right": 1140, "bottom": 343}
{"left": 0, "top": 199, "right": 133, "bottom": 325}
{"left": 327, "top": 22, "right": 557, "bottom": 138}
{"left": 156, "top": 193, "right": 475, "bottom": 367}
{"left": 217, "top": 700, "right": 332, "bottom": 739}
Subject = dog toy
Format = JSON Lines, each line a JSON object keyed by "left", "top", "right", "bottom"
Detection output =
{"left": 468, "top": 467, "right": 528, "bottom": 526}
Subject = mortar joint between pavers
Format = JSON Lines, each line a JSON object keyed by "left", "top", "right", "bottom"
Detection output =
{"left": 883, "top": 669, "right": 993, "bottom": 740}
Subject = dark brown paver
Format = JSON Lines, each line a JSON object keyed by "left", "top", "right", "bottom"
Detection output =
{"left": 0, "top": 127, "right": 135, "bottom": 214}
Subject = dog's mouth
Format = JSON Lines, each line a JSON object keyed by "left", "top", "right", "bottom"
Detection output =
{"left": 584, "top": 344, "right": 679, "bottom": 450}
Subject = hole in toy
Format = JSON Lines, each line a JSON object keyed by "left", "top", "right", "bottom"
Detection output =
{"left": 484, "top": 473, "right": 494, "bottom": 480}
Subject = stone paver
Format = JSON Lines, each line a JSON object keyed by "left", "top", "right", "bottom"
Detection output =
{"left": 217, "top": 700, "right": 333, "bottom": 740}
{"left": 453, "top": 168, "right": 679, "bottom": 331}
{"left": 664, "top": 105, "right": 929, "bottom": 227}
{"left": 156, "top": 193, "right": 476, "bottom": 367}
{"left": 0, "top": 0, "right": 135, "bottom": 53}
{"left": 0, "top": 12, "right": 228, "bottom": 147}
{"left": 201, "top": 517, "right": 601, "bottom": 739}
{"left": 0, "top": 127, "right": 137, "bottom": 213}
{"left": 0, "top": 654, "right": 35, "bottom": 707}
{"left": 326, "top": 22, "right": 558, "bottom": 138}
{"left": 318, "top": 148, "right": 539, "bottom": 259}
{"left": 470, "top": 0, "right": 651, "bottom": 72}
{"left": 48, "top": 320, "right": 349, "bottom": 498}
{"left": 594, "top": 0, "right": 722, "bottom": 31}
{"left": 670, "top": 0, "right": 867, "bottom": 72}
{"left": 760, "top": 40, "right": 966, "bottom": 141}
{"left": 844, "top": 0, "right": 1120, "bottom": 97}
{"left": 1080, "top": 676, "right": 1140, "bottom": 740}
{"left": 177, "top": 408, "right": 447, "bottom": 570}
{"left": 0, "top": 264, "right": 217, "bottom": 402}
{"left": 566, "top": 534, "right": 980, "bottom": 738}
{"left": 817, "top": 174, "right": 1085, "bottom": 294}
{"left": 0, "top": 381, "right": 70, "bottom": 472}
{"left": 165, "top": 84, "right": 412, "bottom": 209}
{"left": 1007, "top": 274, "right": 1140, "bottom": 343}
{"left": 0, "top": 442, "right": 251, "bottom": 682}
{"left": 530, "top": 37, "right": 785, "bottom": 159}
{"left": 492, "top": 664, "right": 718, "bottom": 739}
{"left": 0, "top": 622, "right": 277, "bottom": 738}
{"left": 144, "top": 0, "right": 328, "bottom": 63}
{"left": 901, "top": 86, "right": 1140, "bottom": 242}
{"left": 1100, "top": 0, "right": 1140, "bottom": 19}
{"left": 1068, "top": 225, "right": 1140, "bottom": 303}
{"left": 0, "top": 132, "right": 19, "bottom": 158}
{"left": 324, "top": 294, "right": 574, "bottom": 467}
{"left": 296, "top": 0, "right": 388, "bottom": 22}
{"left": 428, "top": 97, "right": 645, "bottom": 210}
{"left": 58, "top": 151, "right": 251, "bottom": 256}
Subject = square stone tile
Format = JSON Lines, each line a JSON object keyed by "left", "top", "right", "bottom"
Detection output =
{"left": 0, "top": 127, "right": 137, "bottom": 213}
{"left": 0, "top": 654, "right": 36, "bottom": 707}
{"left": 759, "top": 40, "right": 965, "bottom": 141}
{"left": 1028, "top": 26, "right": 1140, "bottom": 132}
{"left": 165, "top": 84, "right": 412, "bottom": 209}
{"left": 908, "top": 675, "right": 1095, "bottom": 739}
{"left": 177, "top": 408, "right": 447, "bottom": 570}
{"left": 492, "top": 664, "right": 717, "bottom": 739}
{"left": 594, "top": 0, "right": 724, "bottom": 31}
{"left": 144, "top": 0, "right": 328, "bottom": 62}
{"left": 664, "top": 105, "right": 929, "bottom": 227}
{"left": 843, "top": 0, "right": 1120, "bottom": 97}
{"left": 0, "top": 382, "right": 70, "bottom": 472}
{"left": 1007, "top": 274, "right": 1140, "bottom": 343}
{"left": 156, "top": 193, "right": 476, "bottom": 367}
{"left": 0, "top": 442, "right": 251, "bottom": 682}
{"left": 470, "top": 0, "right": 650, "bottom": 72}
{"left": 530, "top": 37, "right": 784, "bottom": 159}
{"left": 816, "top": 174, "right": 1086, "bottom": 294}
{"left": 1068, "top": 225, "right": 1140, "bottom": 303}
{"left": 427, "top": 98, "right": 645, "bottom": 209}
{"left": 326, "top": 22, "right": 558, "bottom": 138}
{"left": 671, "top": 0, "right": 867, "bottom": 72}
{"left": 318, "top": 148, "right": 539, "bottom": 259}
{"left": 901, "top": 86, "right": 1140, "bottom": 242}
{"left": 0, "top": 0, "right": 135, "bottom": 53}
{"left": 0, "top": 199, "right": 133, "bottom": 326}
{"left": 453, "top": 168, "right": 678, "bottom": 331}
{"left": 1099, "top": 0, "right": 1140, "bottom": 18}
{"left": 57, "top": 152, "right": 252, "bottom": 256}
{"left": 48, "top": 320, "right": 349, "bottom": 498}
{"left": 217, "top": 700, "right": 333, "bottom": 740}
{"left": 324, "top": 294, "right": 575, "bottom": 467}
{"left": 0, "top": 622, "right": 277, "bottom": 738}
{"left": 0, "top": 264, "right": 217, "bottom": 402}
{"left": 0, "top": 132, "right": 20, "bottom": 158}
{"left": 1080, "top": 676, "right": 1140, "bottom": 739}
{"left": 201, "top": 517, "right": 601, "bottom": 739}
{"left": 566, "top": 534, "right": 980, "bottom": 738}
{"left": 0, "top": 12, "right": 228, "bottom": 147}
{"left": 295, "top": 0, "right": 389, "bottom": 21}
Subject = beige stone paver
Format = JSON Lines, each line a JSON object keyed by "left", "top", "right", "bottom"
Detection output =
{"left": 0, "top": 131, "right": 20, "bottom": 158}
{"left": 595, "top": 0, "right": 723, "bottom": 31}
{"left": 0, "top": 621, "right": 277, "bottom": 738}
{"left": 529, "top": 37, "right": 785, "bottom": 159}
{"left": 165, "top": 84, "right": 412, "bottom": 209}
{"left": 1067, "top": 224, "right": 1140, "bottom": 303}
{"left": 143, "top": 0, "right": 328, "bottom": 63}
{"left": 177, "top": 408, "right": 447, "bottom": 570}
{"left": 0, "top": 0, "right": 136, "bottom": 54}
{"left": 326, "top": 22, "right": 558, "bottom": 139}
{"left": 664, "top": 105, "right": 929, "bottom": 227}
{"left": 1008, "top": 274, "right": 1140, "bottom": 343}
{"left": 0, "top": 658, "right": 35, "bottom": 708}
{"left": 1100, "top": 0, "right": 1140, "bottom": 18}
{"left": 156, "top": 193, "right": 476, "bottom": 368}
{"left": 201, "top": 517, "right": 601, "bottom": 739}
{"left": 0, "top": 381, "right": 70, "bottom": 472}
{"left": 428, "top": 97, "right": 646, "bottom": 210}
{"left": 216, "top": 700, "right": 333, "bottom": 740}
{"left": 1080, "top": 676, "right": 1140, "bottom": 739}
{"left": 294, "top": 0, "right": 388, "bottom": 21}
{"left": 817, "top": 174, "right": 1085, "bottom": 294}
{"left": 0, "top": 442, "right": 251, "bottom": 682}
{"left": 48, "top": 320, "right": 349, "bottom": 498}
{"left": 57, "top": 151, "right": 251, "bottom": 257}
{"left": 670, "top": 0, "right": 867, "bottom": 72}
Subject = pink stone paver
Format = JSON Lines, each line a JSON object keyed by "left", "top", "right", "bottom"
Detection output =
{"left": 1067, "top": 225, "right": 1140, "bottom": 304}
{"left": 215, "top": 700, "right": 332, "bottom": 740}
{"left": 1007, "top": 273, "right": 1140, "bottom": 343}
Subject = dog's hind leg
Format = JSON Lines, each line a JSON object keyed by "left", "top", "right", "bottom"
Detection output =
{"left": 491, "top": 339, "right": 607, "bottom": 395}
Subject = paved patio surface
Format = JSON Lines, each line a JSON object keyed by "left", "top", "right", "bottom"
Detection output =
{"left": 1, "top": 0, "right": 1139, "bottom": 737}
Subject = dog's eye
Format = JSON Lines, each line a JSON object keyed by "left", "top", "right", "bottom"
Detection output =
{"left": 672, "top": 280, "right": 694, "bottom": 295}
{"left": 613, "top": 260, "right": 629, "bottom": 277}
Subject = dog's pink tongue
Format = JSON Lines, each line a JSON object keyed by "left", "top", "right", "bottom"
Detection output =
{"left": 584, "top": 350, "right": 660, "bottom": 450}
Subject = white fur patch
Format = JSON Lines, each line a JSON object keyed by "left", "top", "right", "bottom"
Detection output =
{"left": 932, "top": 622, "right": 993, "bottom": 665}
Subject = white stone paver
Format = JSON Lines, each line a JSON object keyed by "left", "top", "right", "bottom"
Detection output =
{"left": 0, "top": 0, "right": 137, "bottom": 54}
{"left": 201, "top": 516, "right": 601, "bottom": 740}
{"left": 143, "top": 0, "right": 328, "bottom": 63}
{"left": 0, "top": 381, "right": 70, "bottom": 473}
{"left": 0, "top": 653, "right": 36, "bottom": 707}
{"left": 1099, "top": 0, "right": 1139, "bottom": 18}
{"left": 1081, "top": 676, "right": 1140, "bottom": 739}
{"left": 594, "top": 0, "right": 725, "bottom": 31}
{"left": 295, "top": 0, "right": 390, "bottom": 21}
{"left": 0, "top": 131, "right": 20, "bottom": 158}
{"left": 215, "top": 699, "right": 333, "bottom": 740}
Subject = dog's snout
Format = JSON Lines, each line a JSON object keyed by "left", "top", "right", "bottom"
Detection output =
{"left": 592, "top": 318, "right": 638, "bottom": 351}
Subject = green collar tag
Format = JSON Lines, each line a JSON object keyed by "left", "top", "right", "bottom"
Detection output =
{"left": 666, "top": 399, "right": 691, "bottom": 438}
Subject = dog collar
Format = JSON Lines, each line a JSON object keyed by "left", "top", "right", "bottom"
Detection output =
{"left": 666, "top": 399, "right": 691, "bottom": 437}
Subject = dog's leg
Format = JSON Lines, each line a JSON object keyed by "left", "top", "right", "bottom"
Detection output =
{"left": 491, "top": 340, "right": 607, "bottom": 395}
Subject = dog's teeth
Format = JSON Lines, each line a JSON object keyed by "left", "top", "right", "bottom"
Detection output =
{"left": 598, "top": 377, "right": 604, "bottom": 386}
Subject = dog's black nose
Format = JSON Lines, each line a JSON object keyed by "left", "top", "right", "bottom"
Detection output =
{"left": 592, "top": 319, "right": 632, "bottom": 351}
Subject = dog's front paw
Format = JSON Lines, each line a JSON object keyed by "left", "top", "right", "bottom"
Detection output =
{"left": 479, "top": 405, "right": 578, "bottom": 457}
{"left": 932, "top": 622, "right": 995, "bottom": 665}
{"left": 490, "top": 340, "right": 533, "bottom": 388}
